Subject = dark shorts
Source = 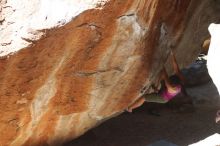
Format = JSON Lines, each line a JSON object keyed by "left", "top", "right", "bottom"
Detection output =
{"left": 144, "top": 93, "right": 168, "bottom": 103}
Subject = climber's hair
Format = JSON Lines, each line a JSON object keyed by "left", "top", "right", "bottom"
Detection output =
{"left": 169, "top": 75, "right": 181, "bottom": 85}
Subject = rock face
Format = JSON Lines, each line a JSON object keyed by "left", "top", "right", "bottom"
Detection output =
{"left": 207, "top": 24, "right": 220, "bottom": 124}
{"left": 0, "top": 0, "right": 220, "bottom": 145}
{"left": 0, "top": 0, "right": 104, "bottom": 56}
{"left": 207, "top": 23, "right": 220, "bottom": 94}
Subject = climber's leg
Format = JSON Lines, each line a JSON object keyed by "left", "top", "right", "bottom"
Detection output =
{"left": 144, "top": 93, "right": 168, "bottom": 103}
{"left": 127, "top": 97, "right": 145, "bottom": 112}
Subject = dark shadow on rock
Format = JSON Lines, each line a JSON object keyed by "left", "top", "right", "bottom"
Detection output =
{"left": 182, "top": 58, "right": 211, "bottom": 87}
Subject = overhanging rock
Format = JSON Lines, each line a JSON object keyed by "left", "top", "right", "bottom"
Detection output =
{"left": 0, "top": 0, "right": 220, "bottom": 145}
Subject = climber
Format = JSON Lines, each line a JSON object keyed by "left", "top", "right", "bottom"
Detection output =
{"left": 127, "top": 51, "right": 186, "bottom": 112}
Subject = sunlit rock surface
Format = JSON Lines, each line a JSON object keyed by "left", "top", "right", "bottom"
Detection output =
{"left": 207, "top": 23, "right": 220, "bottom": 94}
{"left": 0, "top": 0, "right": 220, "bottom": 145}
{"left": 189, "top": 133, "right": 220, "bottom": 146}
{"left": 0, "top": 0, "right": 104, "bottom": 56}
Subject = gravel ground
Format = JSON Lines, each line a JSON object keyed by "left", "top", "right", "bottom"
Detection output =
{"left": 66, "top": 105, "right": 220, "bottom": 146}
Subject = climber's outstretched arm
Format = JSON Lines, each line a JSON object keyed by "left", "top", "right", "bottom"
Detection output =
{"left": 161, "top": 67, "right": 175, "bottom": 89}
{"left": 170, "top": 51, "right": 185, "bottom": 84}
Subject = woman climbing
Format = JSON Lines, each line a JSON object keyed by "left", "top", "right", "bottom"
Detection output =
{"left": 127, "top": 51, "right": 186, "bottom": 112}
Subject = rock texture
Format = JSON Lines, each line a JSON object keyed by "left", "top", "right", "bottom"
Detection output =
{"left": 0, "top": 0, "right": 106, "bottom": 56}
{"left": 0, "top": 0, "right": 220, "bottom": 145}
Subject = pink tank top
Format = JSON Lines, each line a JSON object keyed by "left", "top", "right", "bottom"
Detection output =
{"left": 160, "top": 85, "right": 181, "bottom": 101}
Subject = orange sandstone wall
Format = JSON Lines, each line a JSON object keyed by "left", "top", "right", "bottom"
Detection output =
{"left": 0, "top": 0, "right": 220, "bottom": 145}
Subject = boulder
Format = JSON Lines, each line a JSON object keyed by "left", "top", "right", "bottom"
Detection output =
{"left": 0, "top": 0, "right": 220, "bottom": 145}
{"left": 207, "top": 23, "right": 220, "bottom": 94}
{"left": 207, "top": 23, "right": 220, "bottom": 124}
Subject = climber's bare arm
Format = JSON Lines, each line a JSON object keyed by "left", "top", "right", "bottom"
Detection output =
{"left": 127, "top": 97, "right": 145, "bottom": 112}
{"left": 161, "top": 67, "right": 175, "bottom": 89}
{"left": 170, "top": 51, "right": 186, "bottom": 84}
